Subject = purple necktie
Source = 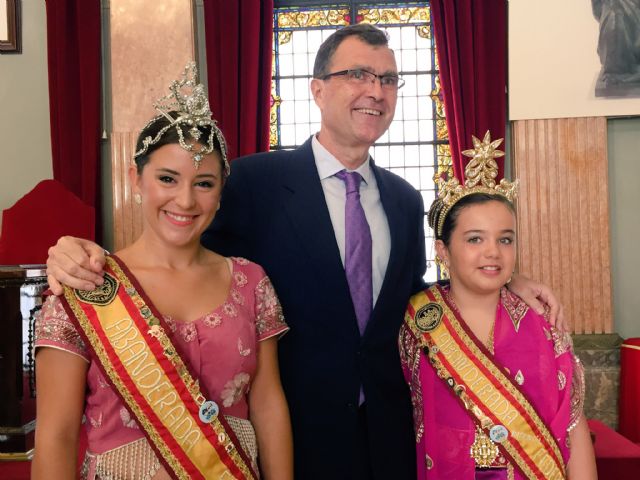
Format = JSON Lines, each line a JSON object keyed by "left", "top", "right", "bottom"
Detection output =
{"left": 336, "top": 170, "right": 373, "bottom": 336}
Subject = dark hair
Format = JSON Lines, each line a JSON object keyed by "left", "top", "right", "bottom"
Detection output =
{"left": 313, "top": 24, "right": 390, "bottom": 78}
{"left": 430, "top": 193, "right": 516, "bottom": 246}
{"left": 134, "top": 111, "right": 226, "bottom": 175}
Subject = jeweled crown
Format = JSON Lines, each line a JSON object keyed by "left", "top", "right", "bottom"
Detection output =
{"left": 429, "top": 131, "right": 518, "bottom": 237}
{"left": 134, "top": 62, "right": 229, "bottom": 174}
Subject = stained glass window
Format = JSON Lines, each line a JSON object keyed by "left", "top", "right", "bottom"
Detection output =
{"left": 271, "top": 2, "right": 452, "bottom": 282}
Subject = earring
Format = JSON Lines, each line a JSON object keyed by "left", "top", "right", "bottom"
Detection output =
{"left": 134, "top": 193, "right": 142, "bottom": 205}
{"left": 435, "top": 256, "right": 450, "bottom": 279}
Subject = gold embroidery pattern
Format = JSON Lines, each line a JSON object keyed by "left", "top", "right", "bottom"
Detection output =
{"left": 415, "top": 302, "right": 443, "bottom": 332}
{"left": 557, "top": 371, "right": 567, "bottom": 391}
{"left": 500, "top": 288, "right": 529, "bottom": 332}
{"left": 399, "top": 322, "right": 424, "bottom": 442}
{"left": 568, "top": 356, "right": 585, "bottom": 433}
{"left": 254, "top": 275, "right": 287, "bottom": 339}
{"left": 74, "top": 272, "right": 119, "bottom": 306}
{"left": 550, "top": 327, "right": 573, "bottom": 358}
{"left": 35, "top": 296, "right": 87, "bottom": 354}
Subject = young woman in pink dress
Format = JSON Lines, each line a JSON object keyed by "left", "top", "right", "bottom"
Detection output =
{"left": 32, "top": 64, "right": 293, "bottom": 480}
{"left": 399, "top": 133, "right": 596, "bottom": 479}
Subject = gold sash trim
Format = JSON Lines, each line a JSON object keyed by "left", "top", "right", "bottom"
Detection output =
{"left": 61, "top": 256, "right": 257, "bottom": 480}
{"left": 406, "top": 285, "right": 566, "bottom": 480}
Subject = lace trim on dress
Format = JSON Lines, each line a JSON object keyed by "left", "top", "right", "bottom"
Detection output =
{"left": 81, "top": 437, "right": 161, "bottom": 480}
{"left": 225, "top": 415, "right": 259, "bottom": 474}
{"left": 80, "top": 416, "right": 260, "bottom": 480}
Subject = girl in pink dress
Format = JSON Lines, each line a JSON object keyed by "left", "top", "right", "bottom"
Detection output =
{"left": 399, "top": 134, "right": 596, "bottom": 479}
{"left": 32, "top": 65, "right": 293, "bottom": 480}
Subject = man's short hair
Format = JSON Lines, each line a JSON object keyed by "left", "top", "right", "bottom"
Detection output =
{"left": 313, "top": 24, "right": 390, "bottom": 78}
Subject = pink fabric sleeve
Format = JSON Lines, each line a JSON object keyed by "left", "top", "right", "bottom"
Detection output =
{"left": 254, "top": 274, "right": 288, "bottom": 341}
{"left": 34, "top": 295, "right": 90, "bottom": 362}
{"left": 569, "top": 354, "right": 586, "bottom": 431}
{"left": 550, "top": 326, "right": 585, "bottom": 432}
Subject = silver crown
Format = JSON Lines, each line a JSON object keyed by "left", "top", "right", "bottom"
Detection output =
{"left": 134, "top": 62, "right": 229, "bottom": 174}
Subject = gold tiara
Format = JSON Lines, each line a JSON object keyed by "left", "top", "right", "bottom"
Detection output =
{"left": 134, "top": 62, "right": 229, "bottom": 174}
{"left": 429, "top": 131, "right": 518, "bottom": 237}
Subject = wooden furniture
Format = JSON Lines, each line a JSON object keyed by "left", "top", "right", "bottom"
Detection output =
{"left": 0, "top": 266, "right": 47, "bottom": 461}
{"left": 0, "top": 179, "right": 94, "bottom": 265}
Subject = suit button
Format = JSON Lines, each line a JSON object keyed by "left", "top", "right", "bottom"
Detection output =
{"left": 347, "top": 402, "right": 357, "bottom": 412}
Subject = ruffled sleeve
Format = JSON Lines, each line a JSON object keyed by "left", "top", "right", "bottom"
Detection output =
{"left": 254, "top": 275, "right": 288, "bottom": 341}
{"left": 34, "top": 295, "right": 90, "bottom": 362}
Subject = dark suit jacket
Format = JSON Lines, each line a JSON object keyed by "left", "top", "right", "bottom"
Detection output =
{"left": 202, "top": 138, "right": 426, "bottom": 479}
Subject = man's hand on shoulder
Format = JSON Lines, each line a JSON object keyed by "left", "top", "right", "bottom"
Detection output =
{"left": 46, "top": 236, "right": 106, "bottom": 295}
{"left": 507, "top": 274, "right": 566, "bottom": 331}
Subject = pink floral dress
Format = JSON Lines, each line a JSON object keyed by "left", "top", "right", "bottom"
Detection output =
{"left": 35, "top": 257, "right": 288, "bottom": 479}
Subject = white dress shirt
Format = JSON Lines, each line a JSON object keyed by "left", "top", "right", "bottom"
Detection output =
{"left": 312, "top": 135, "right": 391, "bottom": 306}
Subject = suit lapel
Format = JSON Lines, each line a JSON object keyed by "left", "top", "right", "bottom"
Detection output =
{"left": 368, "top": 164, "right": 410, "bottom": 329}
{"left": 280, "top": 141, "right": 354, "bottom": 309}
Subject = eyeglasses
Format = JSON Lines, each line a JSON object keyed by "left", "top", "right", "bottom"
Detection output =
{"left": 321, "top": 68, "right": 405, "bottom": 90}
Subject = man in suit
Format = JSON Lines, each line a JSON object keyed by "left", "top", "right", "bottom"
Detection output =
{"left": 46, "top": 24, "right": 560, "bottom": 479}
{"left": 200, "top": 24, "right": 424, "bottom": 479}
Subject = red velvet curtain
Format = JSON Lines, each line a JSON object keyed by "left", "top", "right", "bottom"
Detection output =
{"left": 203, "top": 0, "right": 274, "bottom": 160}
{"left": 430, "top": 0, "right": 507, "bottom": 180}
{"left": 45, "top": 0, "right": 101, "bottom": 229}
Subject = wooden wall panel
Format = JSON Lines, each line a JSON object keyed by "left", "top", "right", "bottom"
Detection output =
{"left": 512, "top": 117, "right": 612, "bottom": 333}
{"left": 108, "top": 0, "right": 194, "bottom": 250}
{"left": 111, "top": 132, "right": 142, "bottom": 251}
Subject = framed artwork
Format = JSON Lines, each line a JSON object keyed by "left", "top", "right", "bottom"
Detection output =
{"left": 0, "top": 0, "right": 21, "bottom": 54}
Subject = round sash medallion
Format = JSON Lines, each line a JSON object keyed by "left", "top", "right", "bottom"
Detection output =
{"left": 415, "top": 302, "right": 443, "bottom": 332}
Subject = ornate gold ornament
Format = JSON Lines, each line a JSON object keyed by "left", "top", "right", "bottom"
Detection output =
{"left": 430, "top": 131, "right": 518, "bottom": 237}
{"left": 415, "top": 302, "right": 443, "bottom": 332}
{"left": 470, "top": 426, "right": 500, "bottom": 467}
{"left": 74, "top": 273, "right": 119, "bottom": 306}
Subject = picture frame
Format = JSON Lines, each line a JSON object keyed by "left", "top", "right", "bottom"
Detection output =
{"left": 0, "top": 0, "right": 21, "bottom": 54}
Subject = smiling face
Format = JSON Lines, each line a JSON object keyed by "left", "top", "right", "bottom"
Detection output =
{"left": 310, "top": 36, "right": 398, "bottom": 164}
{"left": 436, "top": 200, "right": 516, "bottom": 297}
{"left": 132, "top": 143, "right": 223, "bottom": 249}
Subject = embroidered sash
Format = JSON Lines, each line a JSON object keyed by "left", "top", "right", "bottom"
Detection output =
{"left": 406, "top": 285, "right": 566, "bottom": 480}
{"left": 60, "top": 256, "right": 257, "bottom": 480}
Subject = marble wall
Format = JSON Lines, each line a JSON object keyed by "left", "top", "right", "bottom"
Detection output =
{"left": 573, "top": 334, "right": 623, "bottom": 429}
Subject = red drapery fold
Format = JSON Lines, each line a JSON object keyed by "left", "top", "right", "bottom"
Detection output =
{"left": 203, "top": 0, "right": 274, "bottom": 160}
{"left": 45, "top": 0, "right": 101, "bottom": 233}
{"left": 430, "top": 0, "right": 507, "bottom": 180}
